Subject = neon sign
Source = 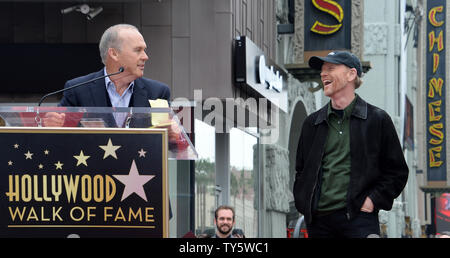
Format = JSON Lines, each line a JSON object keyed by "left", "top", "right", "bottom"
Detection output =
{"left": 310, "top": 0, "right": 344, "bottom": 35}
{"left": 426, "top": 1, "right": 446, "bottom": 181}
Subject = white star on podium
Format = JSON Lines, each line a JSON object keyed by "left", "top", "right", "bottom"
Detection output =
{"left": 113, "top": 160, "right": 155, "bottom": 202}
{"left": 99, "top": 138, "right": 121, "bottom": 159}
{"left": 138, "top": 148, "right": 147, "bottom": 158}
{"left": 54, "top": 161, "right": 63, "bottom": 170}
{"left": 24, "top": 151, "right": 33, "bottom": 160}
{"left": 74, "top": 150, "right": 90, "bottom": 167}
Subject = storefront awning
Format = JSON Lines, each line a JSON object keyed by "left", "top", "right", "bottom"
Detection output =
{"left": 420, "top": 185, "right": 450, "bottom": 194}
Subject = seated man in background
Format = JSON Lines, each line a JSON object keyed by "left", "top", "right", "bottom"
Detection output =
{"left": 212, "top": 205, "right": 244, "bottom": 238}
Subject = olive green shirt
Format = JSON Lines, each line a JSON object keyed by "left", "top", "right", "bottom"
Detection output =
{"left": 317, "top": 97, "right": 357, "bottom": 212}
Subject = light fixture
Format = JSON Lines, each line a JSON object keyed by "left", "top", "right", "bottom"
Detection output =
{"left": 87, "top": 7, "right": 103, "bottom": 20}
{"left": 61, "top": 5, "right": 77, "bottom": 14}
{"left": 60, "top": 4, "right": 103, "bottom": 20}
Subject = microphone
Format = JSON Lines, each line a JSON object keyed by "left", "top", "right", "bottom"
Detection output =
{"left": 37, "top": 67, "right": 125, "bottom": 106}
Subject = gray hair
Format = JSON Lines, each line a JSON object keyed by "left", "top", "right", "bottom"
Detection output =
{"left": 99, "top": 24, "right": 139, "bottom": 65}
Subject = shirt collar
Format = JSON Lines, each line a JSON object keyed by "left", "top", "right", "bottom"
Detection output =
{"left": 104, "top": 67, "right": 135, "bottom": 93}
{"left": 327, "top": 95, "right": 357, "bottom": 120}
{"left": 315, "top": 94, "right": 366, "bottom": 125}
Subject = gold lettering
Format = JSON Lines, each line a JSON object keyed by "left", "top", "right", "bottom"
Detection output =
{"left": 64, "top": 175, "right": 79, "bottom": 203}
{"left": 26, "top": 207, "right": 39, "bottom": 221}
{"left": 129, "top": 207, "right": 142, "bottom": 222}
{"left": 104, "top": 207, "right": 113, "bottom": 222}
{"left": 33, "top": 175, "right": 43, "bottom": 202}
{"left": 81, "top": 175, "right": 92, "bottom": 202}
{"left": 42, "top": 175, "right": 52, "bottom": 202}
{"left": 428, "top": 100, "right": 442, "bottom": 122}
{"left": 93, "top": 175, "right": 103, "bottom": 202}
{"left": 52, "top": 175, "right": 62, "bottom": 202}
{"left": 21, "top": 175, "right": 32, "bottom": 202}
{"left": 429, "top": 146, "right": 444, "bottom": 167}
{"left": 106, "top": 175, "right": 116, "bottom": 202}
{"left": 429, "top": 123, "right": 444, "bottom": 145}
{"left": 70, "top": 206, "right": 84, "bottom": 221}
{"left": 8, "top": 206, "right": 26, "bottom": 221}
{"left": 9, "top": 206, "right": 64, "bottom": 222}
{"left": 428, "top": 78, "right": 443, "bottom": 98}
{"left": 6, "top": 174, "right": 116, "bottom": 204}
{"left": 433, "top": 53, "right": 440, "bottom": 73}
{"left": 429, "top": 30, "right": 444, "bottom": 52}
{"left": 87, "top": 207, "right": 96, "bottom": 221}
{"left": 429, "top": 6, "right": 444, "bottom": 27}
{"left": 114, "top": 207, "right": 126, "bottom": 222}
{"left": 6, "top": 175, "right": 20, "bottom": 202}
{"left": 145, "top": 207, "right": 154, "bottom": 222}
{"left": 40, "top": 206, "right": 50, "bottom": 222}
{"left": 53, "top": 207, "right": 63, "bottom": 221}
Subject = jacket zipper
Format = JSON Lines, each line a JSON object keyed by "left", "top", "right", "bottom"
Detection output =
{"left": 345, "top": 117, "right": 354, "bottom": 221}
{"left": 309, "top": 134, "right": 327, "bottom": 219}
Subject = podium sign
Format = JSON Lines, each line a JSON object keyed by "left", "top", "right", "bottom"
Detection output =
{"left": 0, "top": 127, "right": 168, "bottom": 238}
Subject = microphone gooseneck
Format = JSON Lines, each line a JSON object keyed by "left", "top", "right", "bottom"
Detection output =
{"left": 37, "top": 67, "right": 124, "bottom": 107}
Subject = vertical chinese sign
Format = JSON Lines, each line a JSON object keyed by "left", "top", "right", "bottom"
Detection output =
{"left": 426, "top": 1, "right": 446, "bottom": 182}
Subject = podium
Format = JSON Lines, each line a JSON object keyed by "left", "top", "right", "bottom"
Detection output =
{"left": 0, "top": 106, "right": 197, "bottom": 238}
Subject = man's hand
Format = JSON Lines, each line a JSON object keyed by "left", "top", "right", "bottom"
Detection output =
{"left": 43, "top": 112, "right": 66, "bottom": 127}
{"left": 152, "top": 119, "right": 181, "bottom": 143}
{"left": 168, "top": 120, "right": 182, "bottom": 143}
{"left": 360, "top": 196, "right": 374, "bottom": 213}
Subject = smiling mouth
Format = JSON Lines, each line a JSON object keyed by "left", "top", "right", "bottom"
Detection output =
{"left": 323, "top": 80, "right": 332, "bottom": 86}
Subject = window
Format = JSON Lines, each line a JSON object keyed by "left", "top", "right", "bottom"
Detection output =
{"left": 194, "top": 119, "right": 216, "bottom": 236}
{"left": 229, "top": 128, "right": 259, "bottom": 237}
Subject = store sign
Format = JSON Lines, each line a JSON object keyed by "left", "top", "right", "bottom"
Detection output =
{"left": 426, "top": 1, "right": 446, "bottom": 182}
{"left": 0, "top": 128, "right": 168, "bottom": 237}
{"left": 310, "top": 0, "right": 344, "bottom": 35}
{"left": 304, "top": 0, "right": 351, "bottom": 52}
{"left": 234, "top": 36, "right": 288, "bottom": 112}
{"left": 257, "top": 55, "right": 283, "bottom": 93}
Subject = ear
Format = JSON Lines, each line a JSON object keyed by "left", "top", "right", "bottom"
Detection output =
{"left": 108, "top": 48, "right": 120, "bottom": 62}
{"left": 347, "top": 68, "right": 357, "bottom": 82}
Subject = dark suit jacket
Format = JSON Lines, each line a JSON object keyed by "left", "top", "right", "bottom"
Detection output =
{"left": 59, "top": 69, "right": 171, "bottom": 127}
{"left": 59, "top": 69, "right": 170, "bottom": 107}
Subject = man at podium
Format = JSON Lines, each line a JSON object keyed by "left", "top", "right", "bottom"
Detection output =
{"left": 44, "top": 23, "right": 171, "bottom": 128}
{"left": 40, "top": 24, "right": 180, "bottom": 222}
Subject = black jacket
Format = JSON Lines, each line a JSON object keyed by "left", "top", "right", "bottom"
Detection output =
{"left": 293, "top": 95, "right": 408, "bottom": 224}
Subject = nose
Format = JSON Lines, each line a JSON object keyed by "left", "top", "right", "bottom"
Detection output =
{"left": 142, "top": 51, "right": 149, "bottom": 61}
